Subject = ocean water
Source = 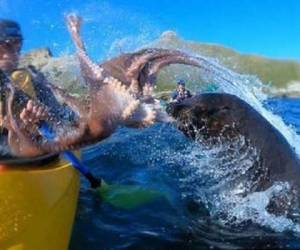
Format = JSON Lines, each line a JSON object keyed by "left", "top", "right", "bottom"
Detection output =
{"left": 1, "top": 2, "right": 300, "bottom": 249}
{"left": 64, "top": 42, "right": 300, "bottom": 249}
{"left": 69, "top": 98, "right": 300, "bottom": 250}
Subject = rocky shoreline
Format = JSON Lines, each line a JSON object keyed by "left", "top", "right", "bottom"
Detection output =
{"left": 19, "top": 39, "right": 300, "bottom": 98}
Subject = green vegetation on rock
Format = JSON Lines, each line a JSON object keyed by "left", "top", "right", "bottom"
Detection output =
{"left": 19, "top": 32, "right": 300, "bottom": 97}
{"left": 152, "top": 31, "right": 300, "bottom": 89}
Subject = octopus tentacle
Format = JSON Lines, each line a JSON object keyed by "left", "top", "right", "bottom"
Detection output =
{"left": 65, "top": 14, "right": 104, "bottom": 85}
{"left": 46, "top": 82, "right": 89, "bottom": 116}
{"left": 66, "top": 14, "right": 162, "bottom": 132}
{"left": 138, "top": 53, "right": 205, "bottom": 87}
{"left": 102, "top": 49, "right": 186, "bottom": 93}
{"left": 5, "top": 85, "right": 46, "bottom": 156}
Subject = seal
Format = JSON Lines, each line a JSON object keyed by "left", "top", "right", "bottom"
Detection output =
{"left": 167, "top": 93, "right": 300, "bottom": 214}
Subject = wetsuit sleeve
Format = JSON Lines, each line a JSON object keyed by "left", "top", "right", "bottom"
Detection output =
{"left": 187, "top": 90, "right": 192, "bottom": 98}
{"left": 28, "top": 66, "right": 76, "bottom": 122}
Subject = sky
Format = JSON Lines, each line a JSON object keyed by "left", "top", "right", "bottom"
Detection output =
{"left": 0, "top": 0, "right": 300, "bottom": 61}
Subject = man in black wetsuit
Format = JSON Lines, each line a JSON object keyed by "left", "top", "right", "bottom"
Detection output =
{"left": 0, "top": 19, "right": 75, "bottom": 157}
{"left": 171, "top": 79, "right": 192, "bottom": 102}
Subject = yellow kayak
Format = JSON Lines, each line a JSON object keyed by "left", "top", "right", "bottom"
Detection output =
{"left": 0, "top": 154, "right": 80, "bottom": 250}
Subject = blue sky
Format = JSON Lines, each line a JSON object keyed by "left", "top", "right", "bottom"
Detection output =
{"left": 0, "top": 0, "right": 299, "bottom": 61}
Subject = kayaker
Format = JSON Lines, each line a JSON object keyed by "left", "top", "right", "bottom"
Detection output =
{"left": 171, "top": 79, "right": 192, "bottom": 102}
{"left": 0, "top": 19, "right": 75, "bottom": 156}
{"left": 0, "top": 19, "right": 74, "bottom": 129}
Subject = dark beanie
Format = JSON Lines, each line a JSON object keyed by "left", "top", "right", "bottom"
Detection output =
{"left": 0, "top": 19, "right": 22, "bottom": 42}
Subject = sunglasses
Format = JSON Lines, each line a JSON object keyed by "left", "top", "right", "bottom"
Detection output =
{"left": 0, "top": 39, "right": 22, "bottom": 52}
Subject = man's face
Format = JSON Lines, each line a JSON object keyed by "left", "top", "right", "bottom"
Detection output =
{"left": 0, "top": 39, "right": 21, "bottom": 72}
{"left": 177, "top": 84, "right": 185, "bottom": 92}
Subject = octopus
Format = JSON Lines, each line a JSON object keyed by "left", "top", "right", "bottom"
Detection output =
{"left": 1, "top": 14, "right": 211, "bottom": 158}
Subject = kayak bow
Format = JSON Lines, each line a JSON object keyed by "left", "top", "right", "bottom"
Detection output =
{"left": 0, "top": 156, "right": 80, "bottom": 250}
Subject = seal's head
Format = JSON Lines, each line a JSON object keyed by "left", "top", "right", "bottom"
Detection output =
{"left": 167, "top": 93, "right": 246, "bottom": 141}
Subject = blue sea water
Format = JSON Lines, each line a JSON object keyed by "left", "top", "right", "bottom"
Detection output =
{"left": 69, "top": 98, "right": 300, "bottom": 250}
{"left": 267, "top": 98, "right": 300, "bottom": 134}
{"left": 1, "top": 2, "right": 300, "bottom": 248}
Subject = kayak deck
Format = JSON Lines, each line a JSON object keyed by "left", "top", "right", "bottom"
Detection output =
{"left": 0, "top": 157, "right": 80, "bottom": 250}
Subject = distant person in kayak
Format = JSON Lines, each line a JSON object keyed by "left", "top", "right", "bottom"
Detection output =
{"left": 0, "top": 19, "right": 75, "bottom": 156}
{"left": 171, "top": 79, "right": 192, "bottom": 102}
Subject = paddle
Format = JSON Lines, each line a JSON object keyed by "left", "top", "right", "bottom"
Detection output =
{"left": 39, "top": 122, "right": 162, "bottom": 210}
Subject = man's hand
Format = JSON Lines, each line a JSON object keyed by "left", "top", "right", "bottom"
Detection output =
{"left": 20, "top": 100, "right": 48, "bottom": 126}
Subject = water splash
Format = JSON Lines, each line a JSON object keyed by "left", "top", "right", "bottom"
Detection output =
{"left": 203, "top": 57, "right": 300, "bottom": 156}
{"left": 149, "top": 125, "right": 300, "bottom": 234}
{"left": 154, "top": 43, "right": 300, "bottom": 156}
{"left": 90, "top": 46, "right": 300, "bottom": 234}
{"left": 223, "top": 182, "right": 300, "bottom": 233}
{"left": 163, "top": 52, "right": 300, "bottom": 232}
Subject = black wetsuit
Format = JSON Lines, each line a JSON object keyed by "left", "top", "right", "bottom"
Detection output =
{"left": 171, "top": 89, "right": 192, "bottom": 102}
{"left": 27, "top": 65, "right": 75, "bottom": 122}
{"left": 0, "top": 66, "right": 76, "bottom": 159}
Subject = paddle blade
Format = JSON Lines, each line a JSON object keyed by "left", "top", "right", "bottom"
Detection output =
{"left": 97, "top": 181, "right": 163, "bottom": 210}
